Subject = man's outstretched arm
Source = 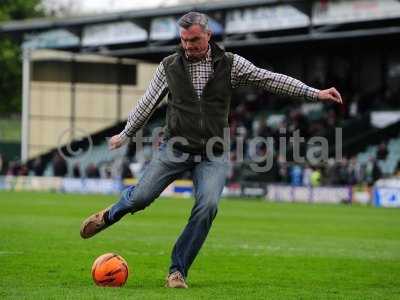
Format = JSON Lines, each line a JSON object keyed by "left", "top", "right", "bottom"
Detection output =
{"left": 108, "top": 63, "right": 168, "bottom": 150}
{"left": 231, "top": 54, "right": 342, "bottom": 104}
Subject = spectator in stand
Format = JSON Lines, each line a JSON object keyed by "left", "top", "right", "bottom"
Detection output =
{"left": 85, "top": 163, "right": 100, "bottom": 178}
{"left": 32, "top": 157, "right": 45, "bottom": 176}
{"left": 347, "top": 156, "right": 361, "bottom": 185}
{"left": 325, "top": 109, "right": 337, "bottom": 128}
{"left": 98, "top": 161, "right": 114, "bottom": 179}
{"left": 52, "top": 152, "right": 68, "bottom": 177}
{"left": 72, "top": 162, "right": 81, "bottom": 178}
{"left": 6, "top": 161, "right": 19, "bottom": 176}
{"left": 231, "top": 103, "right": 253, "bottom": 134}
{"left": 288, "top": 109, "right": 309, "bottom": 140}
{"left": 302, "top": 164, "right": 312, "bottom": 187}
{"left": 337, "top": 158, "right": 349, "bottom": 185}
{"left": 376, "top": 142, "right": 388, "bottom": 161}
{"left": 236, "top": 126, "right": 249, "bottom": 159}
{"left": 103, "top": 164, "right": 112, "bottom": 179}
{"left": 277, "top": 155, "right": 289, "bottom": 183}
{"left": 290, "top": 164, "right": 303, "bottom": 186}
{"left": 256, "top": 118, "right": 274, "bottom": 139}
{"left": 308, "top": 119, "right": 326, "bottom": 137}
{"left": 324, "top": 158, "right": 336, "bottom": 185}
{"left": 364, "top": 157, "right": 382, "bottom": 186}
{"left": 395, "top": 160, "right": 400, "bottom": 177}
{"left": 18, "top": 164, "right": 29, "bottom": 176}
{"left": 310, "top": 168, "right": 321, "bottom": 187}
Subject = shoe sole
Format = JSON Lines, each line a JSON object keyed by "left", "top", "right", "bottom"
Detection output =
{"left": 80, "top": 207, "right": 111, "bottom": 239}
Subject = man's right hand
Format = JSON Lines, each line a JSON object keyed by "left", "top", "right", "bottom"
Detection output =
{"left": 108, "top": 134, "right": 124, "bottom": 150}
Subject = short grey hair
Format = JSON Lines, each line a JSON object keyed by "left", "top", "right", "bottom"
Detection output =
{"left": 178, "top": 12, "right": 209, "bottom": 31}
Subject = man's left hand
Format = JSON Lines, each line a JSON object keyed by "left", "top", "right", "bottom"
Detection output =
{"left": 318, "top": 87, "right": 343, "bottom": 104}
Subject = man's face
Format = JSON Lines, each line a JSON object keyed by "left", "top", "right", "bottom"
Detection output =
{"left": 180, "top": 24, "right": 211, "bottom": 61}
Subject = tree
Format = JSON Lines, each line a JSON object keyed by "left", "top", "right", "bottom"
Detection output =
{"left": 0, "top": 0, "right": 44, "bottom": 114}
{"left": 40, "top": 0, "right": 81, "bottom": 17}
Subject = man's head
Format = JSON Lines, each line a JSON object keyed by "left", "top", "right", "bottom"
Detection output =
{"left": 178, "top": 12, "right": 211, "bottom": 61}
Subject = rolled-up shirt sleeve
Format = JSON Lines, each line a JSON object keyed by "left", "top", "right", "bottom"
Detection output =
{"left": 231, "top": 54, "right": 319, "bottom": 101}
{"left": 118, "top": 62, "right": 168, "bottom": 143}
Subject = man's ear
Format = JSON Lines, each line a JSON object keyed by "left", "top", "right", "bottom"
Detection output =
{"left": 206, "top": 30, "right": 212, "bottom": 41}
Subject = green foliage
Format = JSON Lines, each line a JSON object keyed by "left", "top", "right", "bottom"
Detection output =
{"left": 0, "top": 39, "right": 22, "bottom": 113}
{"left": 1, "top": 191, "right": 400, "bottom": 299}
{"left": 0, "top": 0, "right": 44, "bottom": 114}
{"left": 0, "top": 0, "right": 43, "bottom": 22}
{"left": 0, "top": 117, "right": 21, "bottom": 141}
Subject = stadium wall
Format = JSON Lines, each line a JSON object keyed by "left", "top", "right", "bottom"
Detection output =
{"left": 22, "top": 50, "right": 157, "bottom": 160}
{"left": 2, "top": 175, "right": 398, "bottom": 208}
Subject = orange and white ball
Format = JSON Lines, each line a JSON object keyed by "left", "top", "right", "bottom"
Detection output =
{"left": 91, "top": 253, "right": 129, "bottom": 287}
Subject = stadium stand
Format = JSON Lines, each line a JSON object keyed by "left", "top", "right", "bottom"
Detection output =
{"left": 357, "top": 136, "right": 400, "bottom": 176}
{"left": 1, "top": 0, "right": 400, "bottom": 205}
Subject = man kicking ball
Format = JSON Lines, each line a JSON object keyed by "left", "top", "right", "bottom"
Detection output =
{"left": 80, "top": 11, "right": 343, "bottom": 288}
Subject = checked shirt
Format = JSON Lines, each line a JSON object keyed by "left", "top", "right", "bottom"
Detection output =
{"left": 119, "top": 49, "right": 319, "bottom": 142}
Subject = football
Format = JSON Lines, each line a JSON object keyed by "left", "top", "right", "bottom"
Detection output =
{"left": 91, "top": 253, "right": 129, "bottom": 287}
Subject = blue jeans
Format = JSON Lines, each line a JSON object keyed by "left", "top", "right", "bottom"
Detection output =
{"left": 108, "top": 143, "right": 229, "bottom": 278}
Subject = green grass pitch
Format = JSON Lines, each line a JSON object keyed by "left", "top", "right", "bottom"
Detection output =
{"left": 1, "top": 190, "right": 400, "bottom": 299}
